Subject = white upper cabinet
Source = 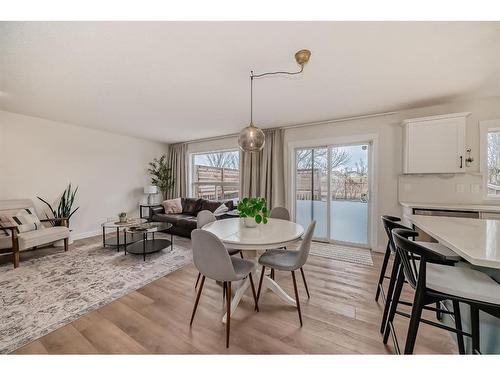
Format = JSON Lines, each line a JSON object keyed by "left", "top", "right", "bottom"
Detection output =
{"left": 402, "top": 112, "right": 470, "bottom": 174}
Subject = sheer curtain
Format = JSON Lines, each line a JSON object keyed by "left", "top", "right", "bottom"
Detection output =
{"left": 166, "top": 143, "right": 188, "bottom": 199}
{"left": 240, "top": 128, "right": 285, "bottom": 208}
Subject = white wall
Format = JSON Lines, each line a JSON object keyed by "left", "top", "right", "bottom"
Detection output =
{"left": 0, "top": 111, "right": 168, "bottom": 239}
{"left": 186, "top": 96, "right": 500, "bottom": 252}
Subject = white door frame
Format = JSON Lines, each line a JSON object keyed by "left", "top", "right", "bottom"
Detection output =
{"left": 288, "top": 134, "right": 379, "bottom": 250}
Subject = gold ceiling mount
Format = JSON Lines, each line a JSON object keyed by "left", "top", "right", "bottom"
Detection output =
{"left": 295, "top": 49, "right": 311, "bottom": 66}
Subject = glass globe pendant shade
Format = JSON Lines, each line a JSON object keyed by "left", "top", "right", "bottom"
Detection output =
{"left": 238, "top": 122, "right": 265, "bottom": 152}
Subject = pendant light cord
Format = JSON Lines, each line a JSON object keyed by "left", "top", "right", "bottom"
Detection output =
{"left": 250, "top": 71, "right": 253, "bottom": 124}
{"left": 251, "top": 65, "right": 304, "bottom": 79}
{"left": 249, "top": 65, "right": 305, "bottom": 125}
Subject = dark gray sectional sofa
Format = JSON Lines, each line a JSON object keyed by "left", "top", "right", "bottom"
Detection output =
{"left": 150, "top": 198, "right": 235, "bottom": 238}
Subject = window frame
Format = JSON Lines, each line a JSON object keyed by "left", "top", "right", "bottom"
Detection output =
{"left": 480, "top": 119, "right": 500, "bottom": 200}
{"left": 188, "top": 148, "right": 240, "bottom": 201}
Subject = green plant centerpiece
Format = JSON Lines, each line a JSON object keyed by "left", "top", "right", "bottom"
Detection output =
{"left": 37, "top": 183, "right": 79, "bottom": 227}
{"left": 148, "top": 154, "right": 175, "bottom": 199}
{"left": 237, "top": 197, "right": 269, "bottom": 228}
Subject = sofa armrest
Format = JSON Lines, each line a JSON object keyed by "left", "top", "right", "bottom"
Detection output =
{"left": 149, "top": 205, "right": 164, "bottom": 219}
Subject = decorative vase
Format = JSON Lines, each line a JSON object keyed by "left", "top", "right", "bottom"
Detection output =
{"left": 118, "top": 212, "right": 127, "bottom": 223}
{"left": 244, "top": 217, "right": 258, "bottom": 228}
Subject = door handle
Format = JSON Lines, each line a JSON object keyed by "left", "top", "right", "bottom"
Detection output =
{"left": 460, "top": 156, "right": 463, "bottom": 168}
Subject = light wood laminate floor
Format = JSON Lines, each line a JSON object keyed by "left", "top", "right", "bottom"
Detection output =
{"left": 13, "top": 236, "right": 457, "bottom": 354}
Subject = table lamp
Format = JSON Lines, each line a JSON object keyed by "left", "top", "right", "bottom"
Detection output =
{"left": 144, "top": 185, "right": 158, "bottom": 205}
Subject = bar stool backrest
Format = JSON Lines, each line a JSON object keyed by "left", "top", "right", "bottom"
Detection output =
{"left": 392, "top": 228, "right": 448, "bottom": 289}
{"left": 381, "top": 215, "right": 410, "bottom": 253}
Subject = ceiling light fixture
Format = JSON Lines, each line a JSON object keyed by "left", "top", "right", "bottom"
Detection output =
{"left": 238, "top": 49, "right": 311, "bottom": 153}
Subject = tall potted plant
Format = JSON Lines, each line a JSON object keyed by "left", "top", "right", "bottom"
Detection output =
{"left": 37, "top": 183, "right": 79, "bottom": 244}
{"left": 237, "top": 197, "right": 269, "bottom": 228}
{"left": 148, "top": 154, "right": 175, "bottom": 199}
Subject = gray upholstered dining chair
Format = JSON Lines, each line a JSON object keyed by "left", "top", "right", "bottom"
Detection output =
{"left": 256, "top": 220, "right": 316, "bottom": 326}
{"left": 190, "top": 229, "right": 259, "bottom": 348}
{"left": 194, "top": 210, "right": 243, "bottom": 289}
{"left": 270, "top": 206, "right": 291, "bottom": 221}
{"left": 268, "top": 206, "right": 291, "bottom": 280}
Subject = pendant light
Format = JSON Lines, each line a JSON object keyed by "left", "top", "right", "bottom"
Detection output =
{"left": 238, "top": 49, "right": 311, "bottom": 153}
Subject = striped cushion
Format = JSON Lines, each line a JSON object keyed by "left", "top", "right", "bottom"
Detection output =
{"left": 0, "top": 207, "right": 42, "bottom": 233}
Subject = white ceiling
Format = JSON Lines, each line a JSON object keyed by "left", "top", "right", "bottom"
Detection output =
{"left": 1, "top": 21, "right": 500, "bottom": 143}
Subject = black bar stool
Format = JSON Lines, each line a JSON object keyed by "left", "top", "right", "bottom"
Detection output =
{"left": 379, "top": 216, "right": 462, "bottom": 352}
{"left": 388, "top": 228, "right": 500, "bottom": 354}
{"left": 375, "top": 215, "right": 401, "bottom": 303}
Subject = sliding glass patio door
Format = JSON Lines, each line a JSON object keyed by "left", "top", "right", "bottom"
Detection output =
{"left": 295, "top": 147, "right": 328, "bottom": 240}
{"left": 295, "top": 143, "right": 370, "bottom": 247}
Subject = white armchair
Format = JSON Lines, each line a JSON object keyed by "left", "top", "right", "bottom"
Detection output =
{"left": 0, "top": 199, "right": 70, "bottom": 268}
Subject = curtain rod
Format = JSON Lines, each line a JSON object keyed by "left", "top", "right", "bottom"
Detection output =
{"left": 180, "top": 110, "right": 399, "bottom": 145}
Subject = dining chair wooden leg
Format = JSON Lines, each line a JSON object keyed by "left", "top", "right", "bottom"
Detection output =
{"left": 375, "top": 243, "right": 391, "bottom": 301}
{"left": 256, "top": 266, "right": 266, "bottom": 303}
{"left": 195, "top": 272, "right": 201, "bottom": 289}
{"left": 300, "top": 267, "right": 310, "bottom": 299}
{"left": 239, "top": 252, "right": 244, "bottom": 259}
{"left": 223, "top": 281, "right": 226, "bottom": 306}
{"left": 383, "top": 267, "right": 405, "bottom": 344}
{"left": 226, "top": 281, "right": 231, "bottom": 348}
{"left": 291, "top": 270, "right": 303, "bottom": 326}
{"left": 190, "top": 275, "right": 205, "bottom": 326}
{"left": 249, "top": 272, "right": 259, "bottom": 312}
{"left": 471, "top": 305, "right": 480, "bottom": 354}
{"left": 270, "top": 269, "right": 275, "bottom": 280}
{"left": 64, "top": 238, "right": 68, "bottom": 252}
{"left": 452, "top": 300, "right": 465, "bottom": 354}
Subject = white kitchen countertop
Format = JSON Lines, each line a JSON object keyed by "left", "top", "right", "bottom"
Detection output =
{"left": 405, "top": 214, "right": 500, "bottom": 269}
{"left": 400, "top": 201, "right": 500, "bottom": 212}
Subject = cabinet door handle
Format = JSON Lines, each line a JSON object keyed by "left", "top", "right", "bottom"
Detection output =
{"left": 460, "top": 156, "right": 463, "bottom": 168}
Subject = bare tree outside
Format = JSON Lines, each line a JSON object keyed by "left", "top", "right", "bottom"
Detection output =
{"left": 203, "top": 151, "right": 239, "bottom": 169}
{"left": 488, "top": 132, "right": 500, "bottom": 186}
{"left": 296, "top": 148, "right": 350, "bottom": 170}
{"left": 355, "top": 158, "right": 367, "bottom": 176}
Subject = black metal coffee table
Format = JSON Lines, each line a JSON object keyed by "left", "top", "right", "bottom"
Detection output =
{"left": 101, "top": 218, "right": 147, "bottom": 251}
{"left": 123, "top": 222, "right": 173, "bottom": 261}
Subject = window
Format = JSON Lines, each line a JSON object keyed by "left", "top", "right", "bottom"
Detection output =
{"left": 480, "top": 120, "right": 500, "bottom": 198}
{"left": 191, "top": 150, "right": 239, "bottom": 202}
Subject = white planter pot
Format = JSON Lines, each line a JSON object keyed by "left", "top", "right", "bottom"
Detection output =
{"left": 244, "top": 217, "right": 258, "bottom": 228}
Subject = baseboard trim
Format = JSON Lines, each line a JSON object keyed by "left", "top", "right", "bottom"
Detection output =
{"left": 72, "top": 229, "right": 101, "bottom": 241}
{"left": 372, "top": 245, "right": 386, "bottom": 253}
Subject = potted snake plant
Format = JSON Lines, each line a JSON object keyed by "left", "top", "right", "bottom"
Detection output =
{"left": 37, "top": 183, "right": 79, "bottom": 245}
{"left": 237, "top": 197, "right": 269, "bottom": 228}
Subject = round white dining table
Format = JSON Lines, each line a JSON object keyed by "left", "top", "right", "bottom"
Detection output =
{"left": 202, "top": 217, "right": 304, "bottom": 323}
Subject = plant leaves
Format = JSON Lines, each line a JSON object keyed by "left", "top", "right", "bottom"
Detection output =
{"left": 255, "top": 214, "right": 262, "bottom": 224}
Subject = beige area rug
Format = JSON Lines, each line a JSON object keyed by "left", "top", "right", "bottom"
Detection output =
{"left": 290, "top": 241, "right": 373, "bottom": 266}
{"left": 0, "top": 234, "right": 192, "bottom": 354}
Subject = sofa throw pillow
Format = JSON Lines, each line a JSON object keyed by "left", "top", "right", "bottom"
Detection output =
{"left": 213, "top": 203, "right": 228, "bottom": 215}
{"left": 163, "top": 198, "right": 183, "bottom": 214}
{"left": 0, "top": 208, "right": 42, "bottom": 233}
